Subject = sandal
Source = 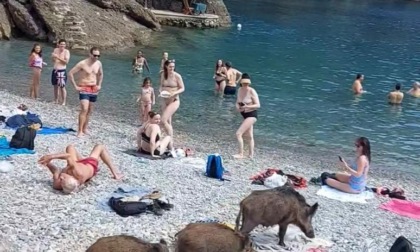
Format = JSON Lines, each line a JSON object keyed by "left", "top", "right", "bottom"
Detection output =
{"left": 141, "top": 190, "right": 162, "bottom": 200}
{"left": 183, "top": 148, "right": 194, "bottom": 157}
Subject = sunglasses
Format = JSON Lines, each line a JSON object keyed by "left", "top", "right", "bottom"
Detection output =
{"left": 92, "top": 54, "right": 101, "bottom": 58}
{"left": 168, "top": 59, "right": 175, "bottom": 63}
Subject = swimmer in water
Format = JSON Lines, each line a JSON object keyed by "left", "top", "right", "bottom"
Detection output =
{"left": 352, "top": 74, "right": 364, "bottom": 95}
{"left": 160, "top": 52, "right": 169, "bottom": 73}
{"left": 407, "top": 81, "right": 420, "bottom": 98}
{"left": 388, "top": 83, "right": 404, "bottom": 105}
{"left": 132, "top": 51, "right": 150, "bottom": 75}
{"left": 137, "top": 77, "right": 155, "bottom": 125}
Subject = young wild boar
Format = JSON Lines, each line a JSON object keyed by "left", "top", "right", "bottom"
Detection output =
{"left": 86, "top": 235, "right": 169, "bottom": 252}
{"left": 175, "top": 222, "right": 254, "bottom": 252}
{"left": 235, "top": 185, "right": 319, "bottom": 247}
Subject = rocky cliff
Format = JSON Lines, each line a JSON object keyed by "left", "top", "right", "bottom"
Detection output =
{"left": 0, "top": 0, "right": 231, "bottom": 50}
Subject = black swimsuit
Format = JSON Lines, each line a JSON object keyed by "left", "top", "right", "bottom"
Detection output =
{"left": 140, "top": 125, "right": 161, "bottom": 156}
{"left": 241, "top": 110, "right": 258, "bottom": 119}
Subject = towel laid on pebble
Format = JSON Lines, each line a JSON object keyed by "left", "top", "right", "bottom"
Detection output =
{"left": 97, "top": 185, "right": 152, "bottom": 212}
{"left": 316, "top": 186, "right": 374, "bottom": 204}
{"left": 250, "top": 225, "right": 334, "bottom": 252}
{"left": 380, "top": 199, "right": 420, "bottom": 220}
{"left": 0, "top": 136, "right": 35, "bottom": 157}
{"left": 37, "top": 127, "right": 76, "bottom": 135}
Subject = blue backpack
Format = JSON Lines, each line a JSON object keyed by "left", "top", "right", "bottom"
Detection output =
{"left": 205, "top": 154, "right": 228, "bottom": 181}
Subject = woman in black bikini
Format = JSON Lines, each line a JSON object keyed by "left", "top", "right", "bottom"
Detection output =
{"left": 137, "top": 111, "right": 172, "bottom": 157}
{"left": 213, "top": 59, "right": 227, "bottom": 96}
{"left": 234, "top": 73, "right": 260, "bottom": 159}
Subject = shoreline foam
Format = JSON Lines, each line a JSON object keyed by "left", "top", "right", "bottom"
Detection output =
{"left": 0, "top": 90, "right": 419, "bottom": 252}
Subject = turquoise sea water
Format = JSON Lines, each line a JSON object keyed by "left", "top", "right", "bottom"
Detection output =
{"left": 0, "top": 0, "right": 419, "bottom": 173}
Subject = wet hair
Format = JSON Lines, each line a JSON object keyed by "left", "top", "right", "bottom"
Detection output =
{"left": 62, "top": 177, "right": 79, "bottom": 194}
{"left": 356, "top": 74, "right": 363, "bottom": 80}
{"left": 30, "top": 43, "right": 42, "bottom": 57}
{"left": 225, "top": 61, "right": 232, "bottom": 69}
{"left": 163, "top": 60, "right": 175, "bottom": 80}
{"left": 90, "top": 46, "right": 99, "bottom": 54}
{"left": 142, "top": 77, "right": 152, "bottom": 87}
{"left": 356, "top": 137, "right": 371, "bottom": 163}
{"left": 148, "top": 111, "right": 159, "bottom": 119}
{"left": 395, "top": 83, "right": 401, "bottom": 90}
{"left": 58, "top": 39, "right": 66, "bottom": 44}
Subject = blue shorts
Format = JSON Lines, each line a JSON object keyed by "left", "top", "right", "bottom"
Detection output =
{"left": 51, "top": 69, "right": 67, "bottom": 87}
{"left": 79, "top": 93, "right": 98, "bottom": 102}
{"left": 224, "top": 86, "right": 236, "bottom": 95}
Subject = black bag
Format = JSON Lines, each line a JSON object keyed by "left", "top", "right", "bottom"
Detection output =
{"left": 390, "top": 236, "right": 415, "bottom": 252}
{"left": 109, "top": 197, "right": 148, "bottom": 217}
{"left": 9, "top": 126, "right": 37, "bottom": 150}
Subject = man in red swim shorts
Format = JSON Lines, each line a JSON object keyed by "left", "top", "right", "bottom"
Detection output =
{"left": 38, "top": 144, "right": 123, "bottom": 194}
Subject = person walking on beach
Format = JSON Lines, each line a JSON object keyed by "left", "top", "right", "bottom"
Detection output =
{"left": 51, "top": 39, "right": 70, "bottom": 105}
{"left": 214, "top": 59, "right": 228, "bottom": 97}
{"left": 137, "top": 77, "right": 155, "bottom": 125}
{"left": 352, "top": 74, "right": 365, "bottom": 94}
{"left": 160, "top": 52, "right": 168, "bottom": 73}
{"left": 38, "top": 144, "right": 123, "bottom": 194}
{"left": 68, "top": 47, "right": 103, "bottom": 138}
{"left": 160, "top": 59, "right": 185, "bottom": 147}
{"left": 225, "top": 61, "right": 242, "bottom": 96}
{"left": 388, "top": 83, "right": 404, "bottom": 105}
{"left": 132, "top": 50, "right": 150, "bottom": 75}
{"left": 407, "top": 81, "right": 420, "bottom": 98}
{"left": 233, "top": 73, "right": 260, "bottom": 159}
{"left": 28, "top": 44, "right": 47, "bottom": 99}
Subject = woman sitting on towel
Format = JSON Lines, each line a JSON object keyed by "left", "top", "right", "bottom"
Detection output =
{"left": 323, "top": 137, "right": 371, "bottom": 194}
{"left": 137, "top": 111, "right": 172, "bottom": 157}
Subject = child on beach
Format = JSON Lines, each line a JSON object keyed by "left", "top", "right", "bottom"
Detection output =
{"left": 28, "top": 43, "right": 47, "bottom": 99}
{"left": 137, "top": 77, "right": 155, "bottom": 124}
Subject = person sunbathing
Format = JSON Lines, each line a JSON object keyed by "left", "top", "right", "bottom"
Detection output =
{"left": 38, "top": 144, "right": 122, "bottom": 194}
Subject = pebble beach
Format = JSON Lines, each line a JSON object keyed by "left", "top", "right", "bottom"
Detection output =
{"left": 0, "top": 90, "right": 419, "bottom": 252}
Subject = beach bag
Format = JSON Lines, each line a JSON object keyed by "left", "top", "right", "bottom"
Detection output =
{"left": 205, "top": 154, "right": 228, "bottom": 181}
{"left": 9, "top": 126, "right": 36, "bottom": 150}
{"left": 109, "top": 197, "right": 148, "bottom": 217}
{"left": 390, "top": 236, "right": 414, "bottom": 252}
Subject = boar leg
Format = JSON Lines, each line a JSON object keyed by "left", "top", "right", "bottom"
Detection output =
{"left": 278, "top": 224, "right": 288, "bottom": 247}
{"left": 240, "top": 218, "right": 258, "bottom": 235}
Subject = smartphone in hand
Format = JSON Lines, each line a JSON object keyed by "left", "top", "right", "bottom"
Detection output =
{"left": 338, "top": 156, "right": 343, "bottom": 162}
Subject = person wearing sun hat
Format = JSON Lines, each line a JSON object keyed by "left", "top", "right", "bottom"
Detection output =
{"left": 233, "top": 73, "right": 260, "bottom": 159}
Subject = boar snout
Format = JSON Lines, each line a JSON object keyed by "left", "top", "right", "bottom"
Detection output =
{"left": 305, "top": 229, "right": 315, "bottom": 238}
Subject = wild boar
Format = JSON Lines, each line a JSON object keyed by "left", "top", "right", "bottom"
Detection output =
{"left": 86, "top": 235, "right": 169, "bottom": 252}
{"left": 235, "top": 185, "right": 319, "bottom": 247}
{"left": 175, "top": 222, "right": 254, "bottom": 252}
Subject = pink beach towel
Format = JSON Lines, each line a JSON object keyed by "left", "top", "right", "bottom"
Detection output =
{"left": 380, "top": 199, "right": 420, "bottom": 220}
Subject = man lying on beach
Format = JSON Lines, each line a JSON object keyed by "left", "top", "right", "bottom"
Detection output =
{"left": 38, "top": 144, "right": 122, "bottom": 194}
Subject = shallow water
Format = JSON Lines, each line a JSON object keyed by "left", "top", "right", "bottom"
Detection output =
{"left": 0, "top": 0, "right": 419, "bottom": 173}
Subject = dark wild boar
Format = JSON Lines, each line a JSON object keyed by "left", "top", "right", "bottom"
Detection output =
{"left": 175, "top": 222, "right": 254, "bottom": 252}
{"left": 86, "top": 235, "right": 169, "bottom": 252}
{"left": 235, "top": 185, "right": 319, "bottom": 247}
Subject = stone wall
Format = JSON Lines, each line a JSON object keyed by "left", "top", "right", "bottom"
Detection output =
{"left": 155, "top": 16, "right": 219, "bottom": 28}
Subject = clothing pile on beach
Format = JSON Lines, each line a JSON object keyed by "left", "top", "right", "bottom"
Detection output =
{"left": 0, "top": 104, "right": 42, "bottom": 128}
{"left": 109, "top": 189, "right": 174, "bottom": 217}
{"left": 250, "top": 168, "right": 307, "bottom": 189}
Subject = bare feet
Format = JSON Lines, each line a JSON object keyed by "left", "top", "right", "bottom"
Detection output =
{"left": 83, "top": 130, "right": 90, "bottom": 136}
{"left": 76, "top": 132, "right": 84, "bottom": 138}
{"left": 233, "top": 154, "right": 245, "bottom": 159}
{"left": 113, "top": 173, "right": 123, "bottom": 180}
{"left": 61, "top": 102, "right": 66, "bottom": 106}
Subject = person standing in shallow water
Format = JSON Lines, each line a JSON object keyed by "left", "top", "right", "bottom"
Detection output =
{"left": 132, "top": 50, "right": 150, "bottom": 75}
{"left": 225, "top": 61, "right": 242, "bottom": 96}
{"left": 28, "top": 44, "right": 47, "bottom": 99}
{"left": 68, "top": 47, "right": 103, "bottom": 138}
{"left": 51, "top": 39, "right": 70, "bottom": 105}
{"left": 352, "top": 74, "right": 364, "bottom": 94}
{"left": 160, "top": 52, "right": 168, "bottom": 73}
{"left": 388, "top": 83, "right": 404, "bottom": 105}
{"left": 160, "top": 60, "right": 185, "bottom": 148}
{"left": 233, "top": 73, "right": 260, "bottom": 159}
{"left": 214, "top": 59, "right": 228, "bottom": 97}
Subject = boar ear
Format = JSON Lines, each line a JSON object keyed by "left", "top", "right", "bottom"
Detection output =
{"left": 309, "top": 202, "right": 319, "bottom": 216}
{"left": 159, "top": 239, "right": 167, "bottom": 245}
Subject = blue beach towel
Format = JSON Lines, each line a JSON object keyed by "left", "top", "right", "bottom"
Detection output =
{"left": 0, "top": 136, "right": 35, "bottom": 157}
{"left": 37, "top": 127, "right": 76, "bottom": 135}
{"left": 97, "top": 185, "right": 152, "bottom": 212}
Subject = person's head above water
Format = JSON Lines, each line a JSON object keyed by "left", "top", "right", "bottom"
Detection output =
{"left": 60, "top": 173, "right": 79, "bottom": 194}
{"left": 89, "top": 47, "right": 100, "bottom": 62}
{"left": 395, "top": 83, "right": 401, "bottom": 91}
{"left": 413, "top": 82, "right": 420, "bottom": 90}
{"left": 225, "top": 61, "right": 232, "bottom": 69}
{"left": 355, "top": 137, "right": 371, "bottom": 163}
{"left": 137, "top": 50, "right": 143, "bottom": 57}
{"left": 30, "top": 43, "right": 42, "bottom": 57}
{"left": 240, "top": 73, "right": 251, "bottom": 86}
{"left": 163, "top": 52, "right": 168, "bottom": 59}
{"left": 356, "top": 74, "right": 364, "bottom": 81}
{"left": 142, "top": 77, "right": 152, "bottom": 87}
{"left": 163, "top": 59, "right": 175, "bottom": 79}
{"left": 148, "top": 111, "right": 161, "bottom": 124}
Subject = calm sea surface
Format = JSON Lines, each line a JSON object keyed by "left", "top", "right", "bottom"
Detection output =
{"left": 0, "top": 0, "right": 419, "bottom": 173}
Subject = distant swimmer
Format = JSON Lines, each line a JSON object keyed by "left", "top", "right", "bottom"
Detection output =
{"left": 132, "top": 50, "right": 150, "bottom": 75}
{"left": 407, "top": 81, "right": 420, "bottom": 98}
{"left": 160, "top": 52, "right": 169, "bottom": 73}
{"left": 225, "top": 62, "right": 242, "bottom": 96}
{"left": 388, "top": 83, "right": 404, "bottom": 105}
{"left": 352, "top": 74, "right": 365, "bottom": 94}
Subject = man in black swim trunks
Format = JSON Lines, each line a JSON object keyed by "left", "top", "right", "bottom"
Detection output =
{"left": 225, "top": 62, "right": 242, "bottom": 96}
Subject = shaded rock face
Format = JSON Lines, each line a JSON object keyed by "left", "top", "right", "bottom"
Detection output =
{"left": 0, "top": 4, "right": 12, "bottom": 39}
{"left": 86, "top": 0, "right": 161, "bottom": 30}
{"left": 201, "top": 0, "right": 231, "bottom": 26}
{"left": 7, "top": 0, "right": 47, "bottom": 40}
{"left": 31, "top": 0, "right": 152, "bottom": 50}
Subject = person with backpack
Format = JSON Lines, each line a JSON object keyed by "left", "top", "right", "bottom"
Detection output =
{"left": 233, "top": 73, "right": 261, "bottom": 159}
{"left": 38, "top": 144, "right": 123, "bottom": 194}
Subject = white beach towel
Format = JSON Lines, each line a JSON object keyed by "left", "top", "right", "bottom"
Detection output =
{"left": 250, "top": 225, "right": 334, "bottom": 252}
{"left": 316, "top": 186, "right": 374, "bottom": 204}
{"left": 264, "top": 173, "right": 288, "bottom": 188}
